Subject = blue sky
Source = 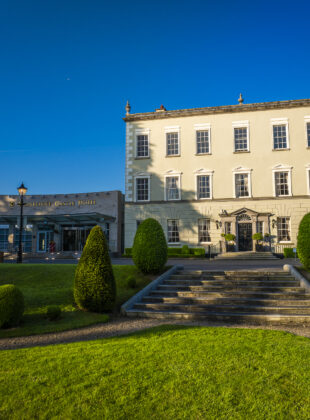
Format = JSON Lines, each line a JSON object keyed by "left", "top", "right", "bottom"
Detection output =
{"left": 1, "top": 0, "right": 310, "bottom": 195}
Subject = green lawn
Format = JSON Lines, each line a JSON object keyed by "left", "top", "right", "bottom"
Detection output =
{"left": 0, "top": 264, "right": 154, "bottom": 338}
{"left": 1, "top": 325, "right": 310, "bottom": 419}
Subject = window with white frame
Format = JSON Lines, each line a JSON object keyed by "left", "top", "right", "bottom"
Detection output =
{"left": 235, "top": 173, "right": 250, "bottom": 198}
{"left": 0, "top": 227, "right": 9, "bottom": 252}
{"left": 136, "top": 134, "right": 149, "bottom": 157}
{"left": 307, "top": 123, "right": 310, "bottom": 147}
{"left": 197, "top": 175, "right": 211, "bottom": 199}
{"left": 277, "top": 217, "right": 291, "bottom": 242}
{"left": 165, "top": 176, "right": 180, "bottom": 200}
{"left": 225, "top": 222, "right": 231, "bottom": 234}
{"left": 135, "top": 177, "right": 149, "bottom": 202}
{"left": 256, "top": 221, "right": 264, "bottom": 234}
{"left": 274, "top": 171, "right": 290, "bottom": 196}
{"left": 166, "top": 132, "right": 179, "bottom": 156}
{"left": 234, "top": 127, "right": 248, "bottom": 151}
{"left": 196, "top": 130, "right": 210, "bottom": 154}
{"left": 198, "top": 218, "right": 211, "bottom": 243}
{"left": 232, "top": 121, "right": 249, "bottom": 152}
{"left": 307, "top": 167, "right": 310, "bottom": 194}
{"left": 272, "top": 120, "right": 289, "bottom": 149}
{"left": 167, "top": 219, "right": 179, "bottom": 243}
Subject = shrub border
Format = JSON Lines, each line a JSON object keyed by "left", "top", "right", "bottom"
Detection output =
{"left": 121, "top": 265, "right": 183, "bottom": 315}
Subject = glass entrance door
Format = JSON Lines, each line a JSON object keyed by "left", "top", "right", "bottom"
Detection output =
{"left": 37, "top": 231, "right": 53, "bottom": 252}
{"left": 238, "top": 223, "right": 253, "bottom": 251}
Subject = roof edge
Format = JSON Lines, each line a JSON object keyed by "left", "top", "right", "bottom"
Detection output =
{"left": 123, "top": 98, "right": 310, "bottom": 122}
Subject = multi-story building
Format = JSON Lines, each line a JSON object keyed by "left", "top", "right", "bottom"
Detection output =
{"left": 124, "top": 97, "right": 310, "bottom": 254}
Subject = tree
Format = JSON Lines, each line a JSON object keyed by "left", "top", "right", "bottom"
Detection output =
{"left": 132, "top": 218, "right": 168, "bottom": 274}
{"left": 297, "top": 213, "right": 310, "bottom": 270}
{"left": 74, "top": 226, "right": 116, "bottom": 312}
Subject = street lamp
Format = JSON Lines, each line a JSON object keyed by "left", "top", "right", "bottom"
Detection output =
{"left": 17, "top": 182, "right": 27, "bottom": 264}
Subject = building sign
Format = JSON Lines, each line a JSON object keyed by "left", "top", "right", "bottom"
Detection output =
{"left": 9, "top": 199, "right": 96, "bottom": 208}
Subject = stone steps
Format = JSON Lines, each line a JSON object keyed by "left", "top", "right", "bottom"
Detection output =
{"left": 164, "top": 280, "right": 300, "bottom": 287}
{"left": 157, "top": 284, "right": 303, "bottom": 293}
{"left": 134, "top": 302, "right": 310, "bottom": 315}
{"left": 124, "top": 268, "right": 310, "bottom": 325}
{"left": 126, "top": 309, "right": 310, "bottom": 325}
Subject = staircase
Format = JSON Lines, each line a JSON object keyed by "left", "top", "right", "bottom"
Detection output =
{"left": 125, "top": 269, "right": 310, "bottom": 325}
{"left": 215, "top": 251, "right": 278, "bottom": 260}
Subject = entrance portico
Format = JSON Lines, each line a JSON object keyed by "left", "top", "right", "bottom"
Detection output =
{"left": 219, "top": 208, "right": 272, "bottom": 252}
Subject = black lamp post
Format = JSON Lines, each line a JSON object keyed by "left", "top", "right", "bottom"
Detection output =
{"left": 17, "top": 182, "right": 27, "bottom": 264}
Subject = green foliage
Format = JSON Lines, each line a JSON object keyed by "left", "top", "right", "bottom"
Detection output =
{"left": 252, "top": 232, "right": 264, "bottom": 242}
{"left": 126, "top": 276, "right": 137, "bottom": 289}
{"left": 132, "top": 218, "right": 168, "bottom": 274}
{"left": 297, "top": 213, "right": 310, "bottom": 270}
{"left": 224, "top": 233, "right": 236, "bottom": 242}
{"left": 167, "top": 248, "right": 183, "bottom": 255}
{"left": 181, "top": 245, "right": 190, "bottom": 254}
{"left": 124, "top": 248, "right": 132, "bottom": 257}
{"left": 46, "top": 305, "right": 61, "bottom": 321}
{"left": 194, "top": 248, "right": 205, "bottom": 256}
{"left": 0, "top": 284, "right": 24, "bottom": 328}
{"left": 283, "top": 248, "right": 297, "bottom": 258}
{"left": 74, "top": 226, "right": 116, "bottom": 312}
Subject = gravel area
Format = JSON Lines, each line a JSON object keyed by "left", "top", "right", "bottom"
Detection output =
{"left": 1, "top": 316, "right": 310, "bottom": 351}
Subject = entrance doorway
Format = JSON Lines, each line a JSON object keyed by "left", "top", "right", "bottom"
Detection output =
{"left": 238, "top": 223, "right": 252, "bottom": 251}
{"left": 62, "top": 227, "right": 93, "bottom": 251}
{"left": 37, "top": 231, "right": 54, "bottom": 252}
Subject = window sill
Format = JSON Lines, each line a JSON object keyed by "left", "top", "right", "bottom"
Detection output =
{"left": 135, "top": 200, "right": 150, "bottom": 203}
{"left": 165, "top": 154, "right": 181, "bottom": 158}
{"left": 197, "top": 197, "right": 212, "bottom": 200}
{"left": 274, "top": 195, "right": 292, "bottom": 198}
{"left": 272, "top": 148, "right": 290, "bottom": 151}
{"left": 233, "top": 150, "right": 250, "bottom": 154}
{"left": 165, "top": 199, "right": 181, "bottom": 202}
{"left": 134, "top": 156, "right": 150, "bottom": 160}
{"left": 195, "top": 153, "right": 211, "bottom": 156}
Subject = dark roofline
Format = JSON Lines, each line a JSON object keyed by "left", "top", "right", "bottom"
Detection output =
{"left": 123, "top": 98, "right": 310, "bottom": 122}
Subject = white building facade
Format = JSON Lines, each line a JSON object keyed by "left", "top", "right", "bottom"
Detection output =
{"left": 124, "top": 98, "right": 310, "bottom": 254}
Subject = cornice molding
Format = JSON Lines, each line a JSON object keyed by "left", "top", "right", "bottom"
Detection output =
{"left": 123, "top": 99, "right": 310, "bottom": 122}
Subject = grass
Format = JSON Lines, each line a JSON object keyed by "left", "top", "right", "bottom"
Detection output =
{"left": 0, "top": 264, "right": 154, "bottom": 338}
{"left": 1, "top": 325, "right": 310, "bottom": 419}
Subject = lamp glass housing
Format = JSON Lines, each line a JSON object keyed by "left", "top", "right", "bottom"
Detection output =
{"left": 17, "top": 183, "right": 27, "bottom": 196}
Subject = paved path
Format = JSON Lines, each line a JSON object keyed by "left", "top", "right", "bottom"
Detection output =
{"left": 1, "top": 315, "right": 310, "bottom": 351}
{"left": 4, "top": 257, "right": 300, "bottom": 271}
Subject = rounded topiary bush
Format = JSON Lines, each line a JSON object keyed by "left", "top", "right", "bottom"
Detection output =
{"left": 132, "top": 218, "right": 168, "bottom": 274}
{"left": 297, "top": 213, "right": 310, "bottom": 270}
{"left": 74, "top": 225, "right": 116, "bottom": 312}
{"left": 0, "top": 284, "right": 24, "bottom": 328}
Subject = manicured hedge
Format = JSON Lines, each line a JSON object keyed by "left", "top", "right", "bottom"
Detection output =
{"left": 132, "top": 218, "right": 168, "bottom": 274}
{"left": 125, "top": 246, "right": 206, "bottom": 258}
{"left": 74, "top": 225, "right": 116, "bottom": 312}
{"left": 283, "top": 248, "right": 297, "bottom": 258}
{"left": 0, "top": 284, "right": 24, "bottom": 328}
{"left": 297, "top": 213, "right": 310, "bottom": 270}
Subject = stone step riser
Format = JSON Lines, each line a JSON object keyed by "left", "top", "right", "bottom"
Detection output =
{"left": 126, "top": 310, "right": 310, "bottom": 325}
{"left": 158, "top": 285, "right": 303, "bottom": 293}
{"left": 135, "top": 303, "right": 310, "bottom": 315}
{"left": 143, "top": 297, "right": 310, "bottom": 307}
{"left": 150, "top": 290, "right": 309, "bottom": 299}
{"left": 171, "top": 275, "right": 294, "bottom": 281}
{"left": 164, "top": 280, "right": 300, "bottom": 287}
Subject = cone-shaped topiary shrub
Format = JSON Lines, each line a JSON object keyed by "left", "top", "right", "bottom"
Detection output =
{"left": 0, "top": 284, "right": 24, "bottom": 328}
{"left": 74, "top": 225, "right": 116, "bottom": 312}
{"left": 297, "top": 213, "right": 310, "bottom": 270}
{"left": 132, "top": 218, "right": 168, "bottom": 274}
